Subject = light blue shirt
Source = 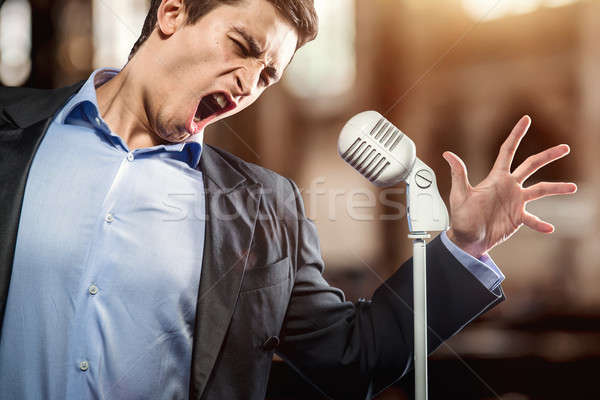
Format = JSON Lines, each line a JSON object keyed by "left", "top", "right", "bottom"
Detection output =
{"left": 0, "top": 69, "right": 206, "bottom": 399}
{"left": 0, "top": 68, "right": 503, "bottom": 399}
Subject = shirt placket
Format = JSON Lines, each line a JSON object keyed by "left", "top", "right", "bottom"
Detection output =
{"left": 65, "top": 148, "right": 136, "bottom": 397}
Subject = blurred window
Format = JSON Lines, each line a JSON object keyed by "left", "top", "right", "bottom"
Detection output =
{"left": 92, "top": 0, "right": 147, "bottom": 68}
{"left": 283, "top": 0, "right": 356, "bottom": 99}
{"left": 0, "top": 0, "right": 32, "bottom": 86}
{"left": 462, "top": 0, "right": 578, "bottom": 20}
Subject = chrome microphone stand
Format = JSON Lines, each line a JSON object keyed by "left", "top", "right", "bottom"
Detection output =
{"left": 405, "top": 158, "right": 449, "bottom": 400}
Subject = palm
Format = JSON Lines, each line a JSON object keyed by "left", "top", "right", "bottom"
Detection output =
{"left": 443, "top": 116, "right": 577, "bottom": 258}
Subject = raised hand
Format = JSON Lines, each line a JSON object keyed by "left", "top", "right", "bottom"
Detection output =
{"left": 443, "top": 116, "right": 577, "bottom": 258}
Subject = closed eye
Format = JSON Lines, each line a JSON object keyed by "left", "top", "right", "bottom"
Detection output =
{"left": 231, "top": 38, "right": 270, "bottom": 87}
{"left": 232, "top": 38, "right": 249, "bottom": 56}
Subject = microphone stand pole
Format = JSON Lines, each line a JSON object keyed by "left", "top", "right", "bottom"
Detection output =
{"left": 405, "top": 158, "right": 449, "bottom": 400}
{"left": 408, "top": 232, "right": 430, "bottom": 400}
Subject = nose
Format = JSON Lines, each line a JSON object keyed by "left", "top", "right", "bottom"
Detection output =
{"left": 233, "top": 65, "right": 261, "bottom": 98}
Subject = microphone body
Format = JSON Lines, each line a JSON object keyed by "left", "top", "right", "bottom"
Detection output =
{"left": 338, "top": 111, "right": 449, "bottom": 233}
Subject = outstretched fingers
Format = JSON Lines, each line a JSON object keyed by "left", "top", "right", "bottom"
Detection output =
{"left": 493, "top": 115, "right": 532, "bottom": 172}
{"left": 512, "top": 144, "right": 570, "bottom": 184}
{"left": 524, "top": 181, "right": 578, "bottom": 202}
{"left": 522, "top": 211, "right": 554, "bottom": 233}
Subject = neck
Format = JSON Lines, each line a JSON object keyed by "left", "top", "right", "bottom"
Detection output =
{"left": 95, "top": 61, "right": 166, "bottom": 150}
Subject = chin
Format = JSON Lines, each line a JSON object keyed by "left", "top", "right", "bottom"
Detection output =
{"left": 158, "top": 127, "right": 192, "bottom": 144}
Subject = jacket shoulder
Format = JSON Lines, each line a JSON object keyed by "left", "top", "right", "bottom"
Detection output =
{"left": 0, "top": 86, "right": 44, "bottom": 127}
{"left": 0, "top": 81, "right": 84, "bottom": 128}
{"left": 0, "top": 86, "right": 48, "bottom": 106}
{"left": 0, "top": 86, "right": 52, "bottom": 109}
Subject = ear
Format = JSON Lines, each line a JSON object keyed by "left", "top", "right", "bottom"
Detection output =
{"left": 156, "top": 0, "right": 186, "bottom": 36}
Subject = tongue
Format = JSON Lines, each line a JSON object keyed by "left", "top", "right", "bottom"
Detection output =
{"left": 196, "top": 95, "right": 221, "bottom": 120}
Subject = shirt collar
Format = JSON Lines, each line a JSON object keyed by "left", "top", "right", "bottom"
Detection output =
{"left": 58, "top": 68, "right": 203, "bottom": 169}
{"left": 58, "top": 68, "right": 118, "bottom": 123}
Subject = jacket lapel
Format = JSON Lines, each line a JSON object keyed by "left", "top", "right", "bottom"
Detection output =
{"left": 0, "top": 119, "right": 52, "bottom": 332}
{"left": 190, "top": 146, "right": 262, "bottom": 399}
{"left": 0, "top": 81, "right": 83, "bottom": 333}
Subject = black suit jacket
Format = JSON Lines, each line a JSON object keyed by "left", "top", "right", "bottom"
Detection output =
{"left": 0, "top": 83, "right": 504, "bottom": 399}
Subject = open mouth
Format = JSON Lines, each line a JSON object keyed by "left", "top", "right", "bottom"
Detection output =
{"left": 188, "top": 92, "right": 236, "bottom": 135}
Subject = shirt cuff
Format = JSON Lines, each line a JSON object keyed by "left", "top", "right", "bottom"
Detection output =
{"left": 440, "top": 231, "right": 505, "bottom": 291}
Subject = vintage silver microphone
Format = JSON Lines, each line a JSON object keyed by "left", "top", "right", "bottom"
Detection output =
{"left": 338, "top": 111, "right": 450, "bottom": 400}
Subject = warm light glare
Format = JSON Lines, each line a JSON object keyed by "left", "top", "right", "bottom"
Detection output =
{"left": 92, "top": 0, "right": 147, "bottom": 68}
{"left": 0, "top": 0, "right": 32, "bottom": 86}
{"left": 284, "top": 0, "right": 356, "bottom": 99}
{"left": 462, "top": 0, "right": 579, "bottom": 20}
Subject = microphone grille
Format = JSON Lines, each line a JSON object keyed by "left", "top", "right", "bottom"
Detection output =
{"left": 340, "top": 138, "right": 391, "bottom": 183}
{"left": 338, "top": 111, "right": 416, "bottom": 187}
{"left": 369, "top": 118, "right": 405, "bottom": 151}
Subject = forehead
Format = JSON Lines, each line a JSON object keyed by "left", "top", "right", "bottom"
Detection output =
{"left": 204, "top": 0, "right": 299, "bottom": 69}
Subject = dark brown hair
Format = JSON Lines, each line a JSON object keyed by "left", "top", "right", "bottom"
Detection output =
{"left": 128, "top": 0, "right": 318, "bottom": 60}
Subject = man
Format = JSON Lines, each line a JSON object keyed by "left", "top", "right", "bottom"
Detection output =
{"left": 0, "top": 0, "right": 576, "bottom": 399}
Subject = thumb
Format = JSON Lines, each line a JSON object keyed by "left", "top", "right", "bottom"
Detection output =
{"left": 443, "top": 151, "right": 470, "bottom": 196}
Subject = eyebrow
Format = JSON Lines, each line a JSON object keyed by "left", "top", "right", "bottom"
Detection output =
{"left": 233, "top": 26, "right": 281, "bottom": 82}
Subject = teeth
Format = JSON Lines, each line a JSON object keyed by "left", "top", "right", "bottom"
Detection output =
{"left": 213, "top": 93, "right": 228, "bottom": 109}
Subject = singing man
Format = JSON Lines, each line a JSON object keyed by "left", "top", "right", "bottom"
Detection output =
{"left": 0, "top": 0, "right": 576, "bottom": 398}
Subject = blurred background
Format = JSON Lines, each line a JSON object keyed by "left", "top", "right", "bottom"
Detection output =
{"left": 1, "top": 0, "right": 599, "bottom": 398}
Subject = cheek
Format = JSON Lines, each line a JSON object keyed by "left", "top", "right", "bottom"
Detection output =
{"left": 183, "top": 25, "right": 231, "bottom": 65}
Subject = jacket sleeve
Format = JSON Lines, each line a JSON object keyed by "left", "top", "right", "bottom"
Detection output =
{"left": 276, "top": 178, "right": 504, "bottom": 400}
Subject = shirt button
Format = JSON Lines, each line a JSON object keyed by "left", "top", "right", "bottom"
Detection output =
{"left": 88, "top": 285, "right": 99, "bottom": 295}
{"left": 79, "top": 360, "right": 89, "bottom": 371}
{"left": 94, "top": 117, "right": 101, "bottom": 126}
{"left": 105, "top": 213, "right": 114, "bottom": 223}
{"left": 127, "top": 152, "right": 134, "bottom": 161}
